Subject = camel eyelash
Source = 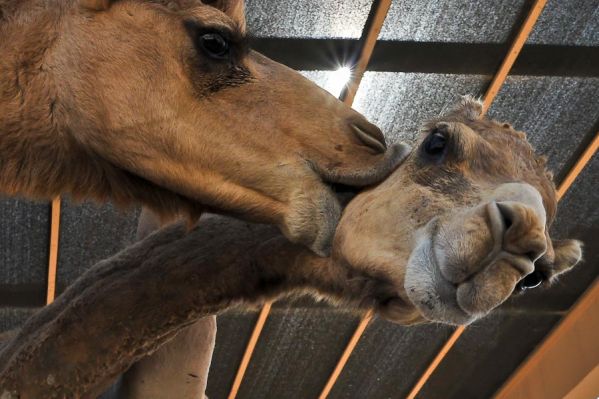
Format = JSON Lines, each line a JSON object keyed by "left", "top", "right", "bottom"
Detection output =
{"left": 183, "top": 20, "right": 250, "bottom": 59}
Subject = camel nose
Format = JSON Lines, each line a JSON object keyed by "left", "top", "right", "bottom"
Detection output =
{"left": 496, "top": 201, "right": 547, "bottom": 262}
{"left": 350, "top": 120, "right": 387, "bottom": 154}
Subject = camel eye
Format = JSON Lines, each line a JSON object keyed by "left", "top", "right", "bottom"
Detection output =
{"left": 517, "top": 270, "right": 545, "bottom": 291}
{"left": 199, "top": 33, "right": 230, "bottom": 59}
{"left": 423, "top": 130, "right": 448, "bottom": 158}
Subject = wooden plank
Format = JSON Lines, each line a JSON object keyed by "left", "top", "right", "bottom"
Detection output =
{"left": 227, "top": 301, "right": 273, "bottom": 399}
{"left": 406, "top": 327, "right": 466, "bottom": 399}
{"left": 343, "top": 0, "right": 393, "bottom": 106}
{"left": 556, "top": 132, "right": 599, "bottom": 201}
{"left": 318, "top": 310, "right": 374, "bottom": 399}
{"left": 494, "top": 279, "right": 599, "bottom": 399}
{"left": 482, "top": 0, "right": 548, "bottom": 113}
{"left": 46, "top": 197, "right": 61, "bottom": 305}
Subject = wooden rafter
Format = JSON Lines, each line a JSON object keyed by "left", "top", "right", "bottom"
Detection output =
{"left": 494, "top": 277, "right": 599, "bottom": 398}
{"left": 318, "top": 310, "right": 374, "bottom": 399}
{"left": 46, "top": 197, "right": 61, "bottom": 305}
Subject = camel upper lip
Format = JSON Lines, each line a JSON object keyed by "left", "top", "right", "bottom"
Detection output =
{"left": 350, "top": 123, "right": 387, "bottom": 154}
{"left": 405, "top": 220, "right": 475, "bottom": 325}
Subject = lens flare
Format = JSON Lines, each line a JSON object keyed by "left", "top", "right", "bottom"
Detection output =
{"left": 325, "top": 66, "right": 352, "bottom": 98}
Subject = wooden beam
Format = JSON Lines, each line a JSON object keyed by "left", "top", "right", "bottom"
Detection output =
{"left": 482, "top": 0, "right": 549, "bottom": 113}
{"left": 406, "top": 326, "right": 466, "bottom": 399}
{"left": 342, "top": 0, "right": 393, "bottom": 105}
{"left": 494, "top": 278, "right": 599, "bottom": 399}
{"left": 227, "top": 301, "right": 272, "bottom": 399}
{"left": 226, "top": 2, "right": 393, "bottom": 397}
{"left": 556, "top": 132, "right": 599, "bottom": 201}
{"left": 46, "top": 197, "right": 61, "bottom": 305}
{"left": 318, "top": 310, "right": 374, "bottom": 399}
{"left": 564, "top": 364, "right": 599, "bottom": 399}
{"left": 315, "top": 2, "right": 393, "bottom": 397}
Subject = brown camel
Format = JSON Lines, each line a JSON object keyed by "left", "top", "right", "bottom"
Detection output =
{"left": 0, "top": 0, "right": 409, "bottom": 255}
{"left": 0, "top": 98, "right": 583, "bottom": 398}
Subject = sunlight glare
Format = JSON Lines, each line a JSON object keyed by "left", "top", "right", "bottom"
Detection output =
{"left": 325, "top": 66, "right": 352, "bottom": 98}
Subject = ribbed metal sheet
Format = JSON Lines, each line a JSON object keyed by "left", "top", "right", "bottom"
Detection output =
{"left": 379, "top": 0, "right": 529, "bottom": 43}
{"left": 246, "top": 0, "right": 373, "bottom": 39}
{"left": 488, "top": 76, "right": 599, "bottom": 175}
{"left": 528, "top": 0, "right": 599, "bottom": 45}
{"left": 0, "top": 198, "right": 48, "bottom": 285}
{"left": 329, "top": 319, "right": 453, "bottom": 399}
{"left": 353, "top": 72, "right": 490, "bottom": 143}
{"left": 380, "top": 0, "right": 599, "bottom": 46}
{"left": 206, "top": 311, "right": 259, "bottom": 399}
{"left": 236, "top": 306, "right": 360, "bottom": 399}
{"left": 419, "top": 311, "right": 563, "bottom": 399}
{"left": 56, "top": 199, "right": 139, "bottom": 289}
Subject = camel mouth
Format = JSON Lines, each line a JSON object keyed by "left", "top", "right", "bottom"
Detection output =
{"left": 404, "top": 219, "right": 476, "bottom": 325}
{"left": 404, "top": 190, "right": 548, "bottom": 325}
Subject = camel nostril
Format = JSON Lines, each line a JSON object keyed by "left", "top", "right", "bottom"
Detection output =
{"left": 350, "top": 123, "right": 387, "bottom": 154}
{"left": 525, "top": 251, "right": 538, "bottom": 262}
{"left": 496, "top": 202, "right": 513, "bottom": 229}
{"left": 517, "top": 270, "right": 545, "bottom": 291}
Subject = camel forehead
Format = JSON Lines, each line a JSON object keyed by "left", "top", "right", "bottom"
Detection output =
{"left": 126, "top": 1, "right": 240, "bottom": 28}
{"left": 410, "top": 117, "right": 558, "bottom": 223}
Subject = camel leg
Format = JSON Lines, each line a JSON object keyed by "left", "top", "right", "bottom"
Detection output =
{"left": 0, "top": 216, "right": 342, "bottom": 397}
{"left": 115, "top": 209, "right": 216, "bottom": 399}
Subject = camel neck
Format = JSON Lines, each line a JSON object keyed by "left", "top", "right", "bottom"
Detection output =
{"left": 0, "top": 2, "right": 73, "bottom": 199}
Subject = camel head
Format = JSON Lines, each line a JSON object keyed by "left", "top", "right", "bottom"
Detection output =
{"left": 335, "top": 97, "right": 583, "bottom": 325}
{"left": 1, "top": 0, "right": 407, "bottom": 256}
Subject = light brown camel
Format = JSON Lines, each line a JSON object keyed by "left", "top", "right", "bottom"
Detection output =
{"left": 0, "top": 98, "right": 583, "bottom": 398}
{"left": 0, "top": 0, "right": 409, "bottom": 255}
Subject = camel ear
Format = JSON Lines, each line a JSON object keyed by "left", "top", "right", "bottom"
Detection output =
{"left": 204, "top": 0, "right": 246, "bottom": 31}
{"left": 548, "top": 239, "right": 583, "bottom": 280}
{"left": 455, "top": 95, "right": 483, "bottom": 121}
{"left": 80, "top": 0, "right": 111, "bottom": 11}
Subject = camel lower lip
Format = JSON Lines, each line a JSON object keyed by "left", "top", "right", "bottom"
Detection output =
{"left": 404, "top": 225, "right": 474, "bottom": 325}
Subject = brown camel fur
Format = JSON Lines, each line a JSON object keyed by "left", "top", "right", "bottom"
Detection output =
{"left": 0, "top": 99, "right": 582, "bottom": 397}
{"left": 0, "top": 0, "right": 409, "bottom": 255}
{"left": 114, "top": 209, "right": 216, "bottom": 399}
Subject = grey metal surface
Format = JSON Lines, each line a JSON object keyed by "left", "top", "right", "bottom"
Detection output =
{"left": 0, "top": 198, "right": 48, "bottom": 285}
{"left": 379, "top": 0, "right": 530, "bottom": 43}
{"left": 56, "top": 199, "right": 140, "bottom": 289}
{"left": 236, "top": 306, "right": 361, "bottom": 399}
{"left": 246, "top": 0, "right": 373, "bottom": 39}
{"left": 329, "top": 319, "right": 454, "bottom": 399}
{"left": 419, "top": 311, "right": 563, "bottom": 399}
{"left": 353, "top": 72, "right": 490, "bottom": 143}
{"left": 487, "top": 76, "right": 599, "bottom": 175}
{"left": 528, "top": 0, "right": 599, "bottom": 45}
